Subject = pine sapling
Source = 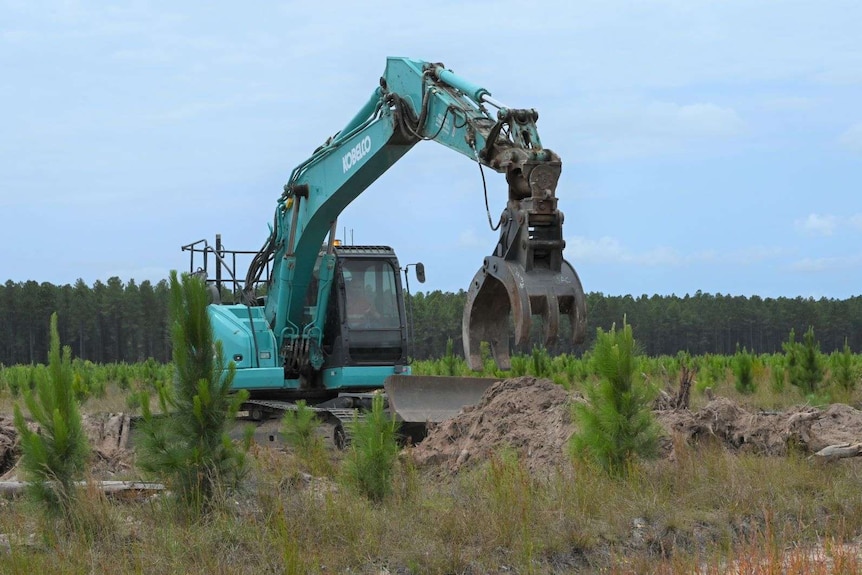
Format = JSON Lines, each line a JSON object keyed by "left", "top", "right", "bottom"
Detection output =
{"left": 733, "top": 345, "right": 755, "bottom": 395}
{"left": 13, "top": 313, "right": 89, "bottom": 520}
{"left": 342, "top": 393, "right": 400, "bottom": 501}
{"left": 137, "top": 271, "right": 250, "bottom": 515}
{"left": 833, "top": 339, "right": 857, "bottom": 392}
{"left": 281, "top": 400, "right": 329, "bottom": 474}
{"left": 570, "top": 320, "right": 661, "bottom": 476}
{"left": 797, "top": 326, "right": 823, "bottom": 395}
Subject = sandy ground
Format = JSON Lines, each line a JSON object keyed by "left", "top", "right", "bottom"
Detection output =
{"left": 412, "top": 377, "right": 862, "bottom": 473}
{"left": 4, "top": 377, "right": 862, "bottom": 480}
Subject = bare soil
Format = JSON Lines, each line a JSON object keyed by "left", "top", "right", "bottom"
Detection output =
{"left": 0, "top": 412, "right": 135, "bottom": 480}
{"left": 4, "top": 379, "right": 862, "bottom": 480}
{"left": 657, "top": 398, "right": 862, "bottom": 457}
{"left": 412, "top": 376, "right": 581, "bottom": 472}
{"left": 411, "top": 377, "right": 862, "bottom": 473}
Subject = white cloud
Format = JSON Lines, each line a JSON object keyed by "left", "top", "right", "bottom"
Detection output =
{"left": 567, "top": 236, "right": 784, "bottom": 267}
{"left": 566, "top": 183, "right": 609, "bottom": 201}
{"left": 839, "top": 123, "right": 862, "bottom": 153}
{"left": 457, "top": 229, "right": 487, "bottom": 249}
{"left": 146, "top": 93, "right": 284, "bottom": 123}
{"left": 578, "top": 100, "right": 747, "bottom": 141}
{"left": 111, "top": 47, "right": 174, "bottom": 64}
{"left": 566, "top": 236, "right": 682, "bottom": 266}
{"left": 789, "top": 255, "right": 862, "bottom": 273}
{"left": 814, "top": 68, "right": 862, "bottom": 87}
{"left": 794, "top": 213, "right": 862, "bottom": 236}
{"left": 566, "top": 236, "right": 627, "bottom": 262}
{"left": 1, "top": 29, "right": 37, "bottom": 43}
{"left": 761, "top": 96, "right": 814, "bottom": 112}
{"left": 722, "top": 246, "right": 785, "bottom": 265}
{"left": 571, "top": 99, "right": 747, "bottom": 161}
{"left": 694, "top": 246, "right": 786, "bottom": 265}
{"left": 795, "top": 214, "right": 839, "bottom": 236}
{"left": 637, "top": 245, "right": 682, "bottom": 266}
{"left": 648, "top": 102, "right": 747, "bottom": 138}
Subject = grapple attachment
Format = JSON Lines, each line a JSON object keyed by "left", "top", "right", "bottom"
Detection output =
{"left": 463, "top": 257, "right": 585, "bottom": 370}
{"left": 462, "top": 160, "right": 587, "bottom": 371}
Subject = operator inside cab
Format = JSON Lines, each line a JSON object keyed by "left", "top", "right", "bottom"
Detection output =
{"left": 342, "top": 261, "right": 402, "bottom": 331}
{"left": 344, "top": 274, "right": 379, "bottom": 328}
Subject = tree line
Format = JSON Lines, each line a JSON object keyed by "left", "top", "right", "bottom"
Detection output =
{"left": 1, "top": 278, "right": 171, "bottom": 365}
{"left": 408, "top": 289, "right": 862, "bottom": 359}
{"left": 2, "top": 278, "right": 861, "bottom": 366}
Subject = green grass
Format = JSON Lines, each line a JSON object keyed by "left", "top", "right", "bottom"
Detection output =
{"left": 2, "top": 441, "right": 862, "bottom": 573}
{"left": 2, "top": 348, "right": 862, "bottom": 572}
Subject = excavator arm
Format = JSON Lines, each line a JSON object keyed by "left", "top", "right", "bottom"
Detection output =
{"left": 244, "top": 57, "right": 586, "bottom": 371}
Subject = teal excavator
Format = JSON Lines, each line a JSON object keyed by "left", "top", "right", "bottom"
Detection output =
{"left": 183, "top": 57, "right": 586, "bottom": 443}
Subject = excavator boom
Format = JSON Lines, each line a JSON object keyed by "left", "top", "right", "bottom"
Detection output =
{"left": 185, "top": 57, "right": 587, "bottom": 431}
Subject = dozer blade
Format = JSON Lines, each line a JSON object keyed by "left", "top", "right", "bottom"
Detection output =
{"left": 462, "top": 256, "right": 587, "bottom": 371}
{"left": 383, "top": 375, "right": 500, "bottom": 424}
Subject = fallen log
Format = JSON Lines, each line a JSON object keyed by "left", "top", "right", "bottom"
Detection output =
{"left": 813, "top": 443, "right": 862, "bottom": 460}
{"left": 0, "top": 480, "right": 164, "bottom": 499}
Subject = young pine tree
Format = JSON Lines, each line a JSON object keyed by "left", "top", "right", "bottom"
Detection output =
{"left": 797, "top": 326, "right": 823, "bottom": 395}
{"left": 832, "top": 339, "right": 857, "bottom": 392}
{"left": 570, "top": 320, "right": 661, "bottom": 476}
{"left": 342, "top": 394, "right": 400, "bottom": 501}
{"left": 441, "top": 338, "right": 460, "bottom": 376}
{"left": 281, "top": 400, "right": 329, "bottom": 474}
{"left": 783, "top": 328, "right": 803, "bottom": 390}
{"left": 13, "top": 313, "right": 89, "bottom": 519}
{"left": 733, "top": 344, "right": 755, "bottom": 395}
{"left": 137, "top": 271, "right": 250, "bottom": 514}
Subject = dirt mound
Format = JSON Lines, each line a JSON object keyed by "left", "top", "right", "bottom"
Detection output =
{"left": 412, "top": 376, "right": 579, "bottom": 473}
{"left": 412, "top": 377, "right": 862, "bottom": 473}
{"left": 0, "top": 416, "right": 18, "bottom": 477}
{"left": 0, "top": 413, "right": 135, "bottom": 480}
{"left": 83, "top": 413, "right": 135, "bottom": 477}
{"left": 657, "top": 399, "right": 862, "bottom": 456}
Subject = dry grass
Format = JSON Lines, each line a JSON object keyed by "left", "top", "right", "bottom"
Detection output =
{"left": 3, "top": 368, "right": 862, "bottom": 573}
{"left": 2, "top": 435, "right": 862, "bottom": 574}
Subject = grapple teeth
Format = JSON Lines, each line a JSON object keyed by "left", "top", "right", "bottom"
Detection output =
{"left": 462, "top": 256, "right": 587, "bottom": 371}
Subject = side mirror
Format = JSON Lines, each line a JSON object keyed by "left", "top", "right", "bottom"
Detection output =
{"left": 415, "top": 263, "right": 426, "bottom": 283}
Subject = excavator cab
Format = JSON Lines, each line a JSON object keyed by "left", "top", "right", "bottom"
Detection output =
{"left": 321, "top": 247, "right": 410, "bottom": 371}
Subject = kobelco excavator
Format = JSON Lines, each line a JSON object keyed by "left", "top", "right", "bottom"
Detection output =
{"left": 182, "top": 57, "right": 586, "bottom": 444}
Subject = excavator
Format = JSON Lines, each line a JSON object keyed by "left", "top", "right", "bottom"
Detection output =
{"left": 182, "top": 57, "right": 587, "bottom": 445}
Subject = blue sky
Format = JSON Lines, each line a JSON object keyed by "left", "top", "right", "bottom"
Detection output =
{"left": 2, "top": 1, "right": 860, "bottom": 298}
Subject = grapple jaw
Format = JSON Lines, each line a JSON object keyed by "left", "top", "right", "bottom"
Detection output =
{"left": 461, "top": 159, "right": 587, "bottom": 371}
{"left": 463, "top": 257, "right": 586, "bottom": 370}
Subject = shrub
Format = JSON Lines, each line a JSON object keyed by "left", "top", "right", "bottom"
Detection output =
{"left": 13, "top": 313, "right": 89, "bottom": 520}
{"left": 733, "top": 345, "right": 755, "bottom": 395}
{"left": 136, "top": 271, "right": 250, "bottom": 515}
{"left": 441, "top": 338, "right": 460, "bottom": 376}
{"left": 704, "top": 353, "right": 728, "bottom": 387}
{"left": 787, "top": 326, "right": 823, "bottom": 396}
{"left": 281, "top": 400, "right": 329, "bottom": 474}
{"left": 770, "top": 355, "right": 786, "bottom": 393}
{"left": 832, "top": 339, "right": 857, "bottom": 392}
{"left": 570, "top": 320, "right": 661, "bottom": 475}
{"left": 783, "top": 328, "right": 803, "bottom": 390}
{"left": 529, "top": 346, "right": 551, "bottom": 378}
{"left": 509, "top": 354, "right": 528, "bottom": 377}
{"left": 342, "top": 394, "right": 400, "bottom": 501}
{"left": 553, "top": 353, "right": 581, "bottom": 388}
